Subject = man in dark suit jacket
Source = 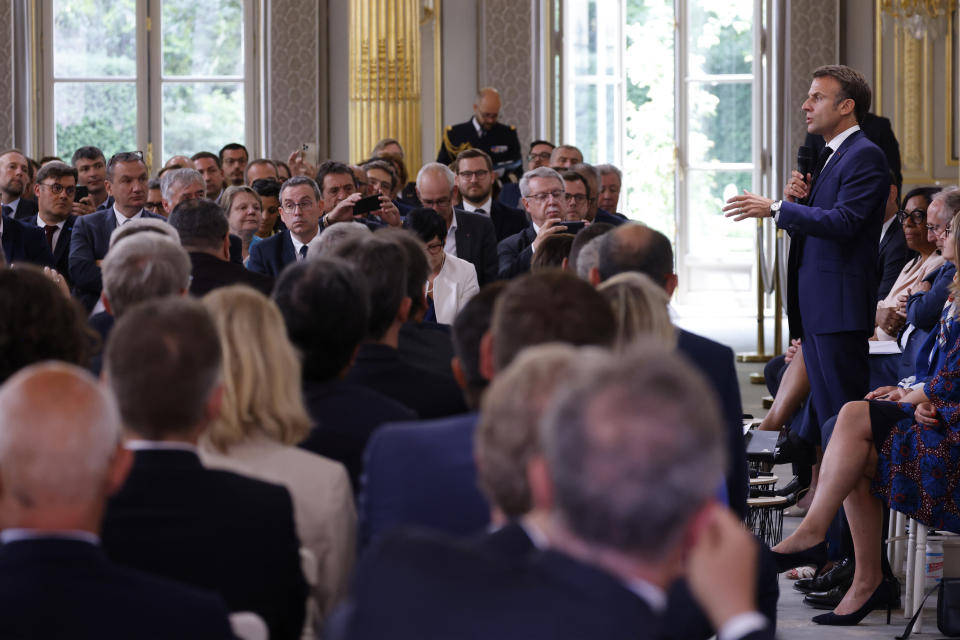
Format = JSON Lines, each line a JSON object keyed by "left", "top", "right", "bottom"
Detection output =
{"left": 335, "top": 346, "right": 774, "bottom": 640}
{"left": 598, "top": 224, "right": 750, "bottom": 518}
{"left": 1, "top": 215, "right": 54, "bottom": 267}
{"left": 0, "top": 362, "right": 235, "bottom": 640}
{"left": 0, "top": 149, "right": 39, "bottom": 221}
{"left": 168, "top": 199, "right": 273, "bottom": 296}
{"left": 416, "top": 162, "right": 499, "bottom": 285}
{"left": 726, "top": 65, "right": 889, "bottom": 445}
{"left": 273, "top": 257, "right": 417, "bottom": 490}
{"left": 100, "top": 298, "right": 307, "bottom": 640}
{"left": 805, "top": 111, "right": 901, "bottom": 194}
{"left": 498, "top": 166, "right": 573, "bottom": 279}
{"left": 30, "top": 161, "right": 81, "bottom": 284}
{"left": 248, "top": 175, "right": 326, "bottom": 277}
{"left": 453, "top": 148, "right": 528, "bottom": 242}
{"left": 69, "top": 152, "right": 167, "bottom": 311}
{"left": 436, "top": 88, "right": 522, "bottom": 181}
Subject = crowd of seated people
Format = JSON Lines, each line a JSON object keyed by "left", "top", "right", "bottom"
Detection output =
{"left": 0, "top": 133, "right": 778, "bottom": 639}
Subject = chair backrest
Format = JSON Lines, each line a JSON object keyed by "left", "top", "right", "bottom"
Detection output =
{"left": 229, "top": 612, "right": 268, "bottom": 640}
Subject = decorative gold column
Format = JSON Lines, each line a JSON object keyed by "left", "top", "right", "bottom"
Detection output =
{"left": 349, "top": 0, "right": 422, "bottom": 171}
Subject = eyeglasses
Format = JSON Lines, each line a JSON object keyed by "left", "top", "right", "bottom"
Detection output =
{"left": 282, "top": 199, "right": 315, "bottom": 212}
{"left": 896, "top": 209, "right": 926, "bottom": 226}
{"left": 526, "top": 190, "right": 564, "bottom": 203}
{"left": 145, "top": 201, "right": 163, "bottom": 212}
{"left": 564, "top": 193, "right": 588, "bottom": 204}
{"left": 420, "top": 196, "right": 452, "bottom": 208}
{"left": 458, "top": 169, "right": 489, "bottom": 181}
{"left": 528, "top": 152, "right": 552, "bottom": 162}
{"left": 39, "top": 183, "right": 76, "bottom": 196}
{"left": 425, "top": 241, "right": 444, "bottom": 254}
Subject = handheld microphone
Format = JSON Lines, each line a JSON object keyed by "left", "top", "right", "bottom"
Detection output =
{"left": 797, "top": 146, "right": 815, "bottom": 179}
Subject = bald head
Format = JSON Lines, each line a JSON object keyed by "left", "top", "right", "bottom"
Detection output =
{"left": 597, "top": 223, "right": 676, "bottom": 293}
{"left": 474, "top": 88, "right": 502, "bottom": 131}
{"left": 0, "top": 363, "right": 125, "bottom": 522}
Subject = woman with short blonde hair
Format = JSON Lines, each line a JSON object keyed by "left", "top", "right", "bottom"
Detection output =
{"left": 597, "top": 271, "right": 675, "bottom": 348}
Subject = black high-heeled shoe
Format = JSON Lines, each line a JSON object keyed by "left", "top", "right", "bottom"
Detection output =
{"left": 771, "top": 540, "right": 827, "bottom": 574}
{"left": 811, "top": 578, "right": 899, "bottom": 626}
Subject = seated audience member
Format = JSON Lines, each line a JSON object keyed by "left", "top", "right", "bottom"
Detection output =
{"left": 0, "top": 265, "right": 88, "bottom": 383}
{"left": 371, "top": 137, "right": 418, "bottom": 206}
{"left": 0, "top": 149, "right": 38, "bottom": 220}
{"left": 272, "top": 258, "right": 415, "bottom": 489}
{"left": 69, "top": 151, "right": 166, "bottom": 311}
{"left": 221, "top": 185, "right": 262, "bottom": 262}
{"left": 498, "top": 166, "right": 570, "bottom": 279}
{"left": 191, "top": 151, "right": 226, "bottom": 201}
{"left": 596, "top": 163, "right": 623, "bottom": 214}
{"left": 1, "top": 200, "right": 54, "bottom": 271}
{"left": 499, "top": 140, "right": 556, "bottom": 209}
{"left": 250, "top": 178, "right": 283, "bottom": 245}
{"left": 308, "top": 220, "right": 371, "bottom": 257}
{"left": 359, "top": 271, "right": 616, "bottom": 548}
{"left": 873, "top": 173, "right": 911, "bottom": 300}
{"left": 416, "top": 162, "right": 498, "bottom": 285}
{"left": 339, "top": 344, "right": 773, "bottom": 640}
{"left": 0, "top": 363, "right": 235, "bottom": 639}
{"left": 597, "top": 271, "right": 675, "bottom": 348}
{"left": 248, "top": 175, "right": 323, "bottom": 276}
{"left": 569, "top": 222, "right": 614, "bottom": 278}
{"left": 219, "top": 143, "right": 248, "bottom": 187}
{"left": 164, "top": 155, "right": 192, "bottom": 170}
{"left": 71, "top": 146, "right": 111, "bottom": 213}
{"left": 350, "top": 165, "right": 371, "bottom": 197}
{"left": 159, "top": 168, "right": 206, "bottom": 218}
{"left": 560, "top": 170, "right": 591, "bottom": 221}
{"left": 453, "top": 149, "right": 527, "bottom": 242}
{"left": 245, "top": 158, "right": 279, "bottom": 185}
{"left": 598, "top": 223, "right": 748, "bottom": 518}
{"left": 358, "top": 284, "right": 508, "bottom": 548}
{"left": 100, "top": 298, "right": 308, "bottom": 640}
{"left": 362, "top": 159, "right": 405, "bottom": 213}
{"left": 199, "top": 286, "right": 356, "bottom": 620}
{"left": 573, "top": 162, "right": 627, "bottom": 225}
{"left": 318, "top": 160, "right": 401, "bottom": 230}
{"left": 144, "top": 179, "right": 164, "bottom": 216}
{"left": 168, "top": 199, "right": 273, "bottom": 297}
{"left": 341, "top": 230, "right": 467, "bottom": 418}
{"left": 406, "top": 207, "right": 480, "bottom": 324}
{"left": 549, "top": 143, "right": 583, "bottom": 170}
{"left": 530, "top": 233, "right": 574, "bottom": 272}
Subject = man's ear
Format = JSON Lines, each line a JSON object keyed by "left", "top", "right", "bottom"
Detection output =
{"left": 100, "top": 293, "right": 113, "bottom": 316}
{"left": 34, "top": 183, "right": 41, "bottom": 199}
{"left": 105, "top": 180, "right": 114, "bottom": 197}
{"left": 105, "top": 444, "right": 134, "bottom": 496}
{"left": 450, "top": 356, "right": 467, "bottom": 391}
{"left": 664, "top": 273, "right": 679, "bottom": 298}
{"left": 162, "top": 198, "right": 173, "bottom": 216}
{"left": 479, "top": 330, "right": 495, "bottom": 382}
{"left": 396, "top": 296, "right": 413, "bottom": 324}
{"left": 452, "top": 186, "right": 461, "bottom": 204}
{"left": 202, "top": 383, "right": 225, "bottom": 425}
{"left": 561, "top": 257, "right": 569, "bottom": 271}
{"left": 588, "top": 266, "right": 601, "bottom": 287}
{"left": 526, "top": 454, "right": 554, "bottom": 512}
{"left": 221, "top": 233, "right": 231, "bottom": 261}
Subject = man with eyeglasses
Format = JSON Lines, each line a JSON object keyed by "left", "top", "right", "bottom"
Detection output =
{"left": 561, "top": 171, "right": 590, "bottom": 222}
{"left": 69, "top": 151, "right": 167, "bottom": 312}
{"left": 499, "top": 140, "right": 557, "bottom": 210}
{"left": 436, "top": 87, "right": 522, "bottom": 182}
{"left": 498, "top": 167, "right": 571, "bottom": 279}
{"left": 0, "top": 150, "right": 39, "bottom": 221}
{"left": 453, "top": 149, "right": 526, "bottom": 242}
{"left": 416, "top": 162, "right": 499, "bottom": 286}
{"left": 317, "top": 160, "right": 401, "bottom": 231}
{"left": 31, "top": 161, "right": 79, "bottom": 283}
{"left": 247, "top": 175, "right": 324, "bottom": 278}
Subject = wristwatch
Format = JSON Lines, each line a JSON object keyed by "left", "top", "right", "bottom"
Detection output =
{"left": 769, "top": 200, "right": 782, "bottom": 222}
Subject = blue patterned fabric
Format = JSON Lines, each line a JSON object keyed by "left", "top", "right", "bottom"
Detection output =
{"left": 874, "top": 301, "right": 960, "bottom": 531}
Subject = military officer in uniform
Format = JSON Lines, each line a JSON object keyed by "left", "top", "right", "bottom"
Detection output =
{"left": 437, "top": 87, "right": 522, "bottom": 182}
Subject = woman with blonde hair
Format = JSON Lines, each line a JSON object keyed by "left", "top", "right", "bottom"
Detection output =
{"left": 221, "top": 185, "right": 262, "bottom": 262}
{"left": 597, "top": 271, "right": 676, "bottom": 348}
{"left": 198, "top": 285, "right": 356, "bottom": 621}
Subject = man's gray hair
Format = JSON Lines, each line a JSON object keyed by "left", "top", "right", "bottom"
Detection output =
{"left": 279, "top": 175, "right": 322, "bottom": 202}
{"left": 102, "top": 233, "right": 191, "bottom": 318}
{"left": 160, "top": 167, "right": 203, "bottom": 201}
{"left": 108, "top": 218, "right": 179, "bottom": 249}
{"left": 596, "top": 164, "right": 622, "bottom": 182}
{"left": 575, "top": 235, "right": 604, "bottom": 280}
{"left": 933, "top": 186, "right": 960, "bottom": 216}
{"left": 0, "top": 363, "right": 122, "bottom": 505}
{"left": 308, "top": 221, "right": 371, "bottom": 258}
{"left": 415, "top": 162, "right": 456, "bottom": 191}
{"left": 519, "top": 166, "right": 564, "bottom": 198}
{"left": 541, "top": 340, "right": 726, "bottom": 560}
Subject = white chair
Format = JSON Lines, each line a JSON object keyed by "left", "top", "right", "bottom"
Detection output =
{"left": 229, "top": 612, "right": 268, "bottom": 640}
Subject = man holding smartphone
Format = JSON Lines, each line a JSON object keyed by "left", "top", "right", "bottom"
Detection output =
{"left": 71, "top": 146, "right": 110, "bottom": 215}
{"left": 316, "top": 161, "right": 400, "bottom": 230}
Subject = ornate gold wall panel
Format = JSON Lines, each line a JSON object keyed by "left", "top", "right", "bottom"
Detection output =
{"left": 895, "top": 27, "right": 933, "bottom": 181}
{"left": 349, "top": 0, "right": 422, "bottom": 170}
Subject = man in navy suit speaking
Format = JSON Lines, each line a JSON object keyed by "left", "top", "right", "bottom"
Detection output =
{"left": 725, "top": 65, "right": 888, "bottom": 445}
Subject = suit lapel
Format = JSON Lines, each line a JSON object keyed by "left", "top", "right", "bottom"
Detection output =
{"left": 280, "top": 230, "right": 296, "bottom": 267}
{"left": 454, "top": 212, "right": 470, "bottom": 254}
{"left": 809, "top": 130, "right": 860, "bottom": 202}
{"left": 53, "top": 216, "right": 76, "bottom": 265}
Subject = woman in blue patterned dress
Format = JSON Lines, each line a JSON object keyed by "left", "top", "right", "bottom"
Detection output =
{"left": 771, "top": 195, "right": 960, "bottom": 627}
